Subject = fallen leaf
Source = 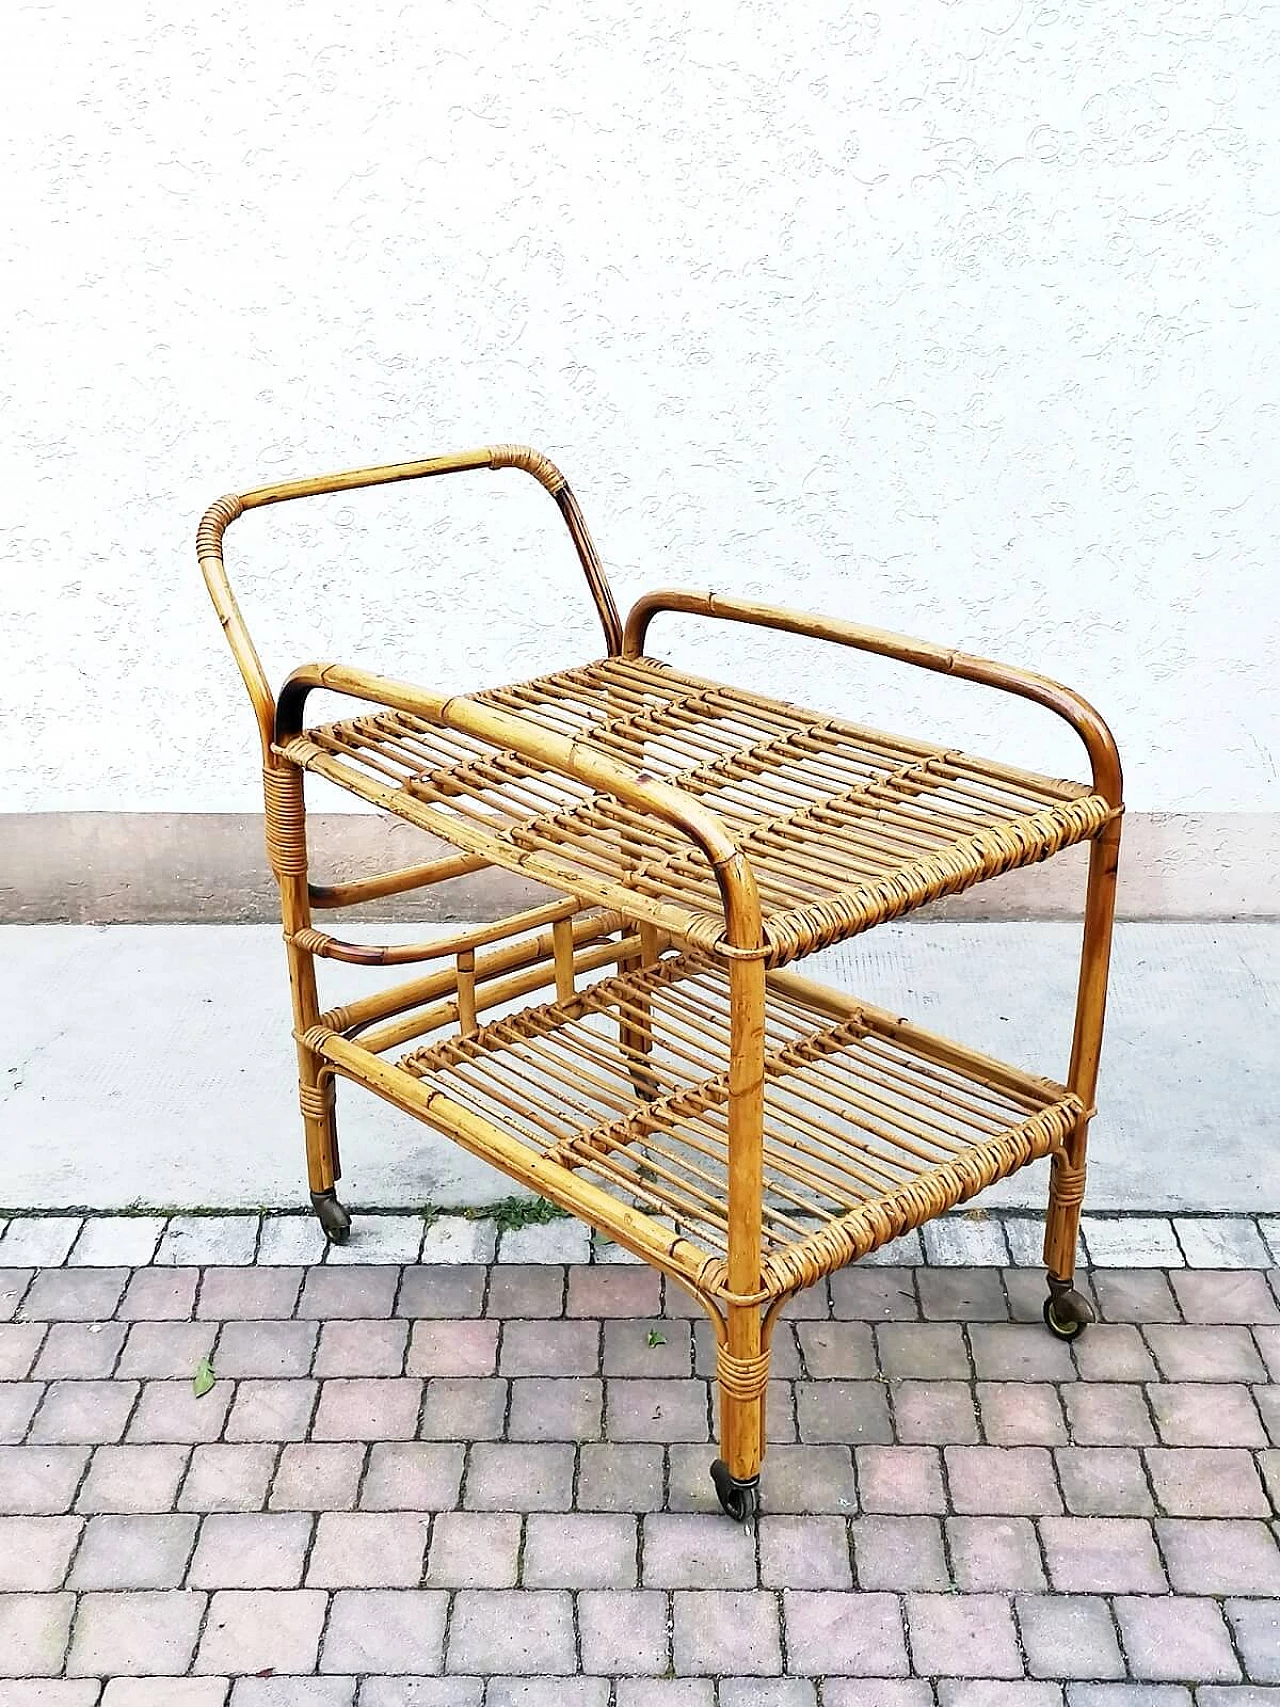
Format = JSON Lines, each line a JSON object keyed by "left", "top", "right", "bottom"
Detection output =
{"left": 193, "top": 1357, "right": 216, "bottom": 1398}
{"left": 646, "top": 1329, "right": 667, "bottom": 1348}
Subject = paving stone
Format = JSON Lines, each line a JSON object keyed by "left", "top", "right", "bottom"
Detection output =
{"left": 446, "top": 1588, "right": 575, "bottom": 1674}
{"left": 924, "top": 1216, "right": 1011, "bottom": 1267}
{"left": 312, "top": 1377, "right": 422, "bottom": 1441}
{"left": 615, "top": 1685, "right": 713, "bottom": 1707}
{"left": 917, "top": 1268, "right": 1009, "bottom": 1321}
{"left": 117, "top": 1269, "right": 199, "bottom": 1320}
{"left": 126, "top": 1379, "right": 231, "bottom": 1444}
{"left": 463, "top": 1442, "right": 574, "bottom": 1510}
{"left": 1149, "top": 1383, "right": 1267, "bottom": 1447}
{"left": 313, "top": 1318, "right": 408, "bottom": 1377}
{"left": 789, "top": 1320, "right": 873, "bottom": 1379}
{"left": 229, "top": 1681, "right": 356, "bottom": 1707}
{"left": 1144, "top": 1448, "right": 1269, "bottom": 1516}
{"left": 576, "top": 1441, "right": 664, "bottom": 1510}
{"left": 1172, "top": 1220, "right": 1274, "bottom": 1272}
{"left": 857, "top": 1444, "right": 946, "bottom": 1514}
{"left": 909, "top": 1592, "right": 1023, "bottom": 1678}
{"left": 0, "top": 1445, "right": 88, "bottom": 1515}
{"left": 298, "top": 1267, "right": 399, "bottom": 1320}
{"left": 116, "top": 1322, "right": 217, "bottom": 1380}
{"left": 1066, "top": 1690, "right": 1189, "bottom": 1707}
{"left": 830, "top": 1267, "right": 919, "bottom": 1321}
{"left": 672, "top": 1589, "right": 783, "bottom": 1675}
{"left": 607, "top": 1317, "right": 695, "bottom": 1378}
{"left": 358, "top": 1686, "right": 483, "bottom": 1707}
{"left": 484, "top": 1265, "right": 565, "bottom": 1319}
{"left": 157, "top": 1218, "right": 259, "bottom": 1266}
{"left": 607, "top": 1378, "right": 709, "bottom": 1442}
{"left": 891, "top": 1380, "right": 981, "bottom": 1444}
{"left": 223, "top": 1379, "right": 317, "bottom": 1443}
{"left": 361, "top": 1443, "right": 464, "bottom": 1511}
{"left": 1054, "top": 1449, "right": 1154, "bottom": 1516}
{"left": 719, "top": 1682, "right": 817, "bottom": 1707}
{"left": 255, "top": 1216, "right": 328, "bottom": 1266}
{"left": 1256, "top": 1330, "right": 1280, "bottom": 1382}
{"left": 642, "top": 1511, "right": 756, "bottom": 1587}
{"left": 1090, "top": 1272, "right": 1181, "bottom": 1324}
{"left": 499, "top": 1318, "right": 598, "bottom": 1376}
{"left": 419, "top": 1377, "right": 507, "bottom": 1441}
{"left": 1146, "top": 1324, "right": 1269, "bottom": 1379}
{"left": 1002, "top": 1219, "right": 1052, "bottom": 1266}
{"left": 32, "top": 1380, "right": 139, "bottom": 1445}
{"left": 969, "top": 1324, "right": 1076, "bottom": 1382}
{"left": 1255, "top": 1448, "right": 1280, "bottom": 1506}
{"left": 0, "top": 1270, "right": 34, "bottom": 1322}
{"left": 878, "top": 1322, "right": 970, "bottom": 1380}
{"left": 1170, "top": 1268, "right": 1280, "bottom": 1324}
{"left": 569, "top": 1266, "right": 662, "bottom": 1317}
{"left": 179, "top": 1443, "right": 276, "bottom": 1512}
{"left": 946, "top": 1516, "right": 1047, "bottom": 1590}
{"left": 796, "top": 1381, "right": 892, "bottom": 1445}
{"left": 591, "top": 1234, "right": 646, "bottom": 1265}
{"left": 327, "top": 1216, "right": 423, "bottom": 1266}
{"left": 1224, "top": 1600, "right": 1280, "bottom": 1685}
{"left": 945, "top": 1446, "right": 1063, "bottom": 1514}
{"left": 1157, "top": 1518, "right": 1280, "bottom": 1595}
{"left": 104, "top": 1683, "right": 233, "bottom": 1706}
{"left": 499, "top": 1219, "right": 591, "bottom": 1264}
{"left": 196, "top": 1268, "right": 304, "bottom": 1320}
{"left": 188, "top": 1511, "right": 312, "bottom": 1587}
{"left": 1017, "top": 1594, "right": 1125, "bottom": 1680}
{"left": 396, "top": 1266, "right": 487, "bottom": 1320}
{"left": 419, "top": 1219, "right": 496, "bottom": 1265}
{"left": 0, "top": 1221, "right": 83, "bottom": 1268}
{"left": 851, "top": 1514, "right": 947, "bottom": 1589}
{"left": 20, "top": 1269, "right": 129, "bottom": 1322}
{"left": 70, "top": 1513, "right": 197, "bottom": 1589}
{"left": 1040, "top": 1516, "right": 1166, "bottom": 1592}
{"left": 489, "top": 1686, "right": 608, "bottom": 1707}
{"left": 0, "top": 1384, "right": 43, "bottom": 1442}
{"left": 1004, "top": 1270, "right": 1094, "bottom": 1330}
{"left": 0, "top": 1324, "right": 46, "bottom": 1380}
{"left": 0, "top": 1517, "right": 83, "bottom": 1590}
{"left": 0, "top": 1681, "right": 102, "bottom": 1706}
{"left": 1073, "top": 1327, "right": 1159, "bottom": 1383}
{"left": 33, "top": 1323, "right": 126, "bottom": 1380}
{"left": 307, "top": 1510, "right": 430, "bottom": 1586}
{"left": 0, "top": 1591, "right": 74, "bottom": 1676}
{"left": 405, "top": 1319, "right": 499, "bottom": 1378}
{"left": 75, "top": 1444, "right": 186, "bottom": 1513}
{"left": 822, "top": 1685, "right": 933, "bottom": 1707}
{"left": 196, "top": 1588, "right": 327, "bottom": 1675}
{"left": 508, "top": 1375, "right": 602, "bottom": 1441}
{"left": 745, "top": 1512, "right": 847, "bottom": 1588}
{"left": 524, "top": 1511, "right": 638, "bottom": 1587}
{"left": 270, "top": 1441, "right": 363, "bottom": 1511}
{"left": 860, "top": 1231, "right": 925, "bottom": 1268}
{"left": 1196, "top": 1691, "right": 1280, "bottom": 1707}
{"left": 424, "top": 1511, "right": 521, "bottom": 1587}
{"left": 979, "top": 1383, "right": 1068, "bottom": 1445}
{"left": 575, "top": 1584, "right": 670, "bottom": 1673}
{"left": 1063, "top": 1385, "right": 1156, "bottom": 1447}
{"left": 1113, "top": 1597, "right": 1242, "bottom": 1683}
{"left": 214, "top": 1320, "right": 317, "bottom": 1379}
{"left": 67, "top": 1590, "right": 206, "bottom": 1677}
{"left": 783, "top": 1588, "right": 908, "bottom": 1675}
{"left": 1262, "top": 1219, "right": 1280, "bottom": 1263}
{"left": 1082, "top": 1220, "right": 1183, "bottom": 1268}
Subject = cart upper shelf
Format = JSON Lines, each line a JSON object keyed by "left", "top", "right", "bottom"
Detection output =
{"left": 279, "top": 652, "right": 1114, "bottom": 966}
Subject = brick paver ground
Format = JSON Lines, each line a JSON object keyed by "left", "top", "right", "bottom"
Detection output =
{"left": 0, "top": 1259, "right": 1277, "bottom": 1702}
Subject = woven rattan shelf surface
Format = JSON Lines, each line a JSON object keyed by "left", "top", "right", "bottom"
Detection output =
{"left": 283, "top": 654, "right": 1113, "bottom": 966}
{"left": 315, "top": 951, "right": 1081, "bottom": 1301}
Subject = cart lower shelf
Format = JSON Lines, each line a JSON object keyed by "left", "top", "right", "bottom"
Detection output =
{"left": 311, "top": 950, "right": 1082, "bottom": 1304}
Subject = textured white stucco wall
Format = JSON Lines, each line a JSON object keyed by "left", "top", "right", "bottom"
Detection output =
{"left": 1, "top": 0, "right": 1277, "bottom": 815}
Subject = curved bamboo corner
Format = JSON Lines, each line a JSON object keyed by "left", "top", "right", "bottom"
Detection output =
{"left": 197, "top": 445, "right": 1122, "bottom": 1517}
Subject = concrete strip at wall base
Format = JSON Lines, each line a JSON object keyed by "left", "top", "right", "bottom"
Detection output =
{"left": 0, "top": 810, "right": 1275, "bottom": 923}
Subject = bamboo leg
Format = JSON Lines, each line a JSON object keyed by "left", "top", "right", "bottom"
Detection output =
{"left": 712, "top": 954, "right": 768, "bottom": 1517}
{"left": 620, "top": 921, "right": 662, "bottom": 1100}
{"left": 1043, "top": 817, "right": 1121, "bottom": 1329}
{"left": 264, "top": 761, "right": 348, "bottom": 1242}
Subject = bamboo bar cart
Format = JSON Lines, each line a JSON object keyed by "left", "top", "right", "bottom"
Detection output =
{"left": 199, "top": 445, "right": 1122, "bottom": 1520}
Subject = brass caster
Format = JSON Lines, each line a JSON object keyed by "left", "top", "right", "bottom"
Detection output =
{"left": 1043, "top": 1287, "right": 1094, "bottom": 1340}
{"left": 711, "top": 1458, "right": 760, "bottom": 1522}
{"left": 311, "top": 1189, "right": 351, "bottom": 1245}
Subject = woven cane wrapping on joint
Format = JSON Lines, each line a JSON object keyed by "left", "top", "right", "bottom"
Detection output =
{"left": 262, "top": 766, "right": 307, "bottom": 876}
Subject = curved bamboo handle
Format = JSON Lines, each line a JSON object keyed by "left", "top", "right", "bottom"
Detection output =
{"left": 624, "top": 589, "right": 1123, "bottom": 808}
{"left": 276, "top": 660, "right": 765, "bottom": 954}
{"left": 197, "top": 445, "right": 624, "bottom": 762}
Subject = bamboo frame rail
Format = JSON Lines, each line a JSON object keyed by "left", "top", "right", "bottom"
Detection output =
{"left": 198, "top": 444, "right": 1123, "bottom": 1520}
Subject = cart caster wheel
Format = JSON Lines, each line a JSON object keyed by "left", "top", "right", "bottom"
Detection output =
{"left": 711, "top": 1458, "right": 760, "bottom": 1522}
{"left": 310, "top": 1190, "right": 351, "bottom": 1245}
{"left": 1043, "top": 1289, "right": 1094, "bottom": 1340}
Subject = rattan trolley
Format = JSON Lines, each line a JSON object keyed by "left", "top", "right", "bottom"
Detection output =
{"left": 199, "top": 445, "right": 1122, "bottom": 1519}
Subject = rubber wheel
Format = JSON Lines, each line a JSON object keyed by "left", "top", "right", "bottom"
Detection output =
{"left": 1042, "top": 1291, "right": 1092, "bottom": 1340}
{"left": 710, "top": 1458, "right": 760, "bottom": 1522}
{"left": 311, "top": 1191, "right": 352, "bottom": 1245}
